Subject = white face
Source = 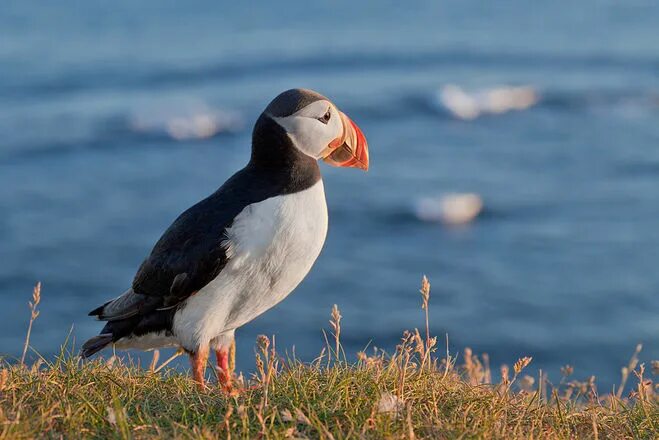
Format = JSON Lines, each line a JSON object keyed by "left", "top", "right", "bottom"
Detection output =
{"left": 271, "top": 100, "right": 344, "bottom": 159}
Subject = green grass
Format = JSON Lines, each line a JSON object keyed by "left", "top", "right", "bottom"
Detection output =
{"left": 0, "top": 280, "right": 656, "bottom": 439}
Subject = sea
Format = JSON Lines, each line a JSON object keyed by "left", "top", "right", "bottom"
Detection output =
{"left": 1, "top": 1, "right": 658, "bottom": 389}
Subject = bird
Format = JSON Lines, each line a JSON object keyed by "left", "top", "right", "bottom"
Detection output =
{"left": 81, "top": 88, "right": 369, "bottom": 391}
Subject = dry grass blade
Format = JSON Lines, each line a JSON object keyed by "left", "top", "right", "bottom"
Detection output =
{"left": 20, "top": 281, "right": 41, "bottom": 366}
{"left": 153, "top": 348, "right": 184, "bottom": 374}
{"left": 419, "top": 275, "right": 431, "bottom": 349}
{"left": 617, "top": 343, "right": 643, "bottom": 399}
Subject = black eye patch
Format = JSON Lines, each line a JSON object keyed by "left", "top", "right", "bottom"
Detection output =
{"left": 318, "top": 109, "right": 331, "bottom": 124}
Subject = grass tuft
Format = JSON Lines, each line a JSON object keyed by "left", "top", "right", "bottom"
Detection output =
{"left": 0, "top": 280, "right": 657, "bottom": 439}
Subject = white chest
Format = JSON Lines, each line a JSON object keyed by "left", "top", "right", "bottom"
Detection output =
{"left": 173, "top": 180, "right": 328, "bottom": 350}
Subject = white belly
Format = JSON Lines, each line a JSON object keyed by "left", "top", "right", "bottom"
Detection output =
{"left": 114, "top": 331, "right": 178, "bottom": 351}
{"left": 172, "top": 180, "right": 328, "bottom": 350}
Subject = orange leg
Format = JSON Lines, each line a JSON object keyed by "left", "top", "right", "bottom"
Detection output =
{"left": 215, "top": 345, "right": 233, "bottom": 392}
{"left": 190, "top": 346, "right": 209, "bottom": 389}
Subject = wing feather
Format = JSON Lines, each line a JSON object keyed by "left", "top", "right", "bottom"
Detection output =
{"left": 83, "top": 161, "right": 314, "bottom": 353}
{"left": 89, "top": 289, "right": 162, "bottom": 321}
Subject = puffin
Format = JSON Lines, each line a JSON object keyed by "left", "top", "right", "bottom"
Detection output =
{"left": 81, "top": 88, "right": 369, "bottom": 390}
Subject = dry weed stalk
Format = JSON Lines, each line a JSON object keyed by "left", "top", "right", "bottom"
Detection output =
{"left": 560, "top": 364, "right": 574, "bottom": 384}
{"left": 498, "top": 356, "right": 533, "bottom": 393}
{"left": 329, "top": 304, "right": 342, "bottom": 362}
{"left": 153, "top": 348, "right": 184, "bottom": 374}
{"left": 394, "top": 330, "right": 416, "bottom": 397}
{"left": 21, "top": 282, "right": 41, "bottom": 366}
{"left": 255, "top": 334, "right": 277, "bottom": 407}
{"left": 0, "top": 369, "right": 7, "bottom": 392}
{"left": 148, "top": 350, "right": 160, "bottom": 372}
{"left": 630, "top": 362, "right": 655, "bottom": 419}
{"left": 357, "top": 348, "right": 385, "bottom": 372}
{"left": 419, "top": 275, "right": 430, "bottom": 348}
{"left": 482, "top": 353, "right": 492, "bottom": 384}
{"left": 442, "top": 333, "right": 452, "bottom": 379}
{"left": 463, "top": 347, "right": 490, "bottom": 385}
{"left": 500, "top": 364, "right": 510, "bottom": 388}
{"left": 617, "top": 343, "right": 642, "bottom": 398}
{"left": 415, "top": 276, "right": 437, "bottom": 369}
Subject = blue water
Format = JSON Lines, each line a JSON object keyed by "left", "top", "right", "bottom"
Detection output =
{"left": 1, "top": 1, "right": 658, "bottom": 388}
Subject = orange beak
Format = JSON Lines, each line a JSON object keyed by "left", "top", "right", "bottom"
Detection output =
{"left": 321, "top": 111, "right": 369, "bottom": 171}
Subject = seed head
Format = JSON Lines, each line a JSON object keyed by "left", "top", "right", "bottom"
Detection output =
{"left": 419, "top": 275, "right": 430, "bottom": 308}
{"left": 561, "top": 365, "right": 574, "bottom": 377}
{"left": 330, "top": 304, "right": 342, "bottom": 332}
{"left": 257, "top": 335, "right": 270, "bottom": 352}
{"left": 514, "top": 357, "right": 532, "bottom": 375}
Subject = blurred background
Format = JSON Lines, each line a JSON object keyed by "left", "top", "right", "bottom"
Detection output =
{"left": 1, "top": 1, "right": 658, "bottom": 388}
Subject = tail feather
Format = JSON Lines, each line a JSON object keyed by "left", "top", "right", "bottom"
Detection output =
{"left": 80, "top": 334, "right": 113, "bottom": 358}
{"left": 88, "top": 306, "right": 103, "bottom": 317}
{"left": 88, "top": 300, "right": 111, "bottom": 318}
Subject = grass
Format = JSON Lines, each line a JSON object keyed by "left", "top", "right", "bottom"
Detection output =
{"left": 0, "top": 279, "right": 657, "bottom": 439}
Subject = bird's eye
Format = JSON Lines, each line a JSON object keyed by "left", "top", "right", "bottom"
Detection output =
{"left": 318, "top": 109, "right": 331, "bottom": 124}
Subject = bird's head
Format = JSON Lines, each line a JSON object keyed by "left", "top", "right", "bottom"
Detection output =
{"left": 255, "top": 88, "right": 369, "bottom": 171}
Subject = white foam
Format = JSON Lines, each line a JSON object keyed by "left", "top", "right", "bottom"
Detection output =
{"left": 415, "top": 193, "right": 483, "bottom": 225}
{"left": 437, "top": 85, "right": 539, "bottom": 120}
{"left": 130, "top": 103, "right": 244, "bottom": 140}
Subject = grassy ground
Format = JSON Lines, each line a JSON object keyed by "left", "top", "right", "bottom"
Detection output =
{"left": 0, "top": 281, "right": 656, "bottom": 439}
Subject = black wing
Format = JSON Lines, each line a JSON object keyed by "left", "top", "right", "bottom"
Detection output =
{"left": 131, "top": 166, "right": 286, "bottom": 302}
{"left": 82, "top": 166, "right": 294, "bottom": 356}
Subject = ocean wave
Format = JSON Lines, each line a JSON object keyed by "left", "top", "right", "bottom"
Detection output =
{"left": 435, "top": 85, "right": 540, "bottom": 120}
{"left": 414, "top": 194, "right": 484, "bottom": 225}
{"left": 420, "top": 85, "right": 659, "bottom": 121}
{"left": 0, "top": 103, "right": 245, "bottom": 162}
{"left": 3, "top": 49, "right": 658, "bottom": 100}
{"left": 2, "top": 85, "right": 658, "bottom": 163}
{"left": 129, "top": 104, "right": 244, "bottom": 141}
{"left": 542, "top": 89, "right": 659, "bottom": 113}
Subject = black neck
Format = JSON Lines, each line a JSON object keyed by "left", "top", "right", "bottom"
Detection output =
{"left": 247, "top": 114, "right": 321, "bottom": 194}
